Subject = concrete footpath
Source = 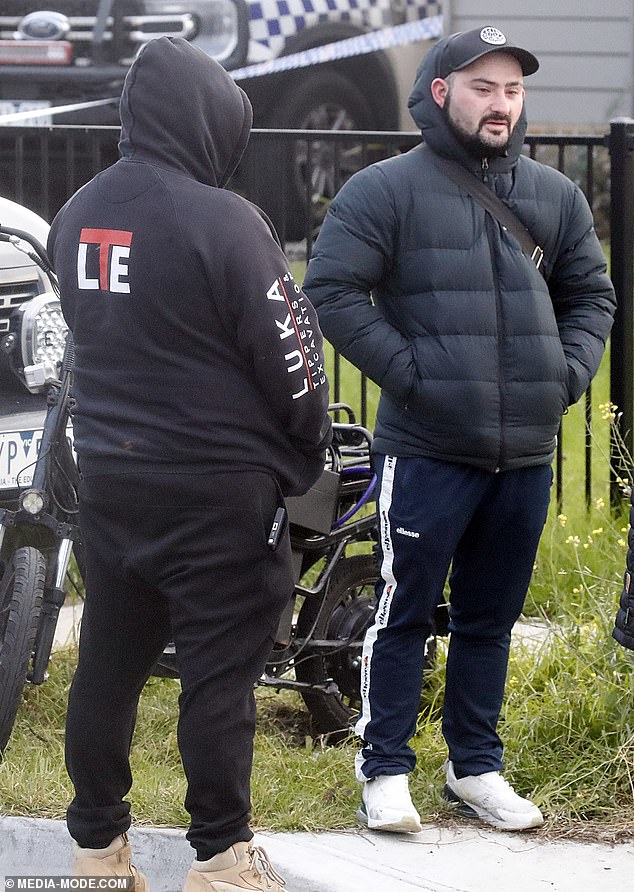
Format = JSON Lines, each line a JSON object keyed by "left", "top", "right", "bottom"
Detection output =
{"left": 0, "top": 815, "right": 632, "bottom": 892}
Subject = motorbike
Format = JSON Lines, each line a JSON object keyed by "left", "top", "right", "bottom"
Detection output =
{"left": 0, "top": 219, "right": 81, "bottom": 754}
{"left": 0, "top": 220, "right": 447, "bottom": 753}
{"left": 152, "top": 404, "right": 388, "bottom": 739}
{"left": 154, "top": 405, "right": 447, "bottom": 740}
{"left": 270, "top": 415, "right": 447, "bottom": 739}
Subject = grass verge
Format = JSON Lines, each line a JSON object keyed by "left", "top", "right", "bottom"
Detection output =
{"left": 2, "top": 586, "right": 633, "bottom": 843}
{"left": 1, "top": 346, "right": 633, "bottom": 841}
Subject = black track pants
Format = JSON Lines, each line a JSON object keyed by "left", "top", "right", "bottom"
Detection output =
{"left": 65, "top": 470, "right": 293, "bottom": 859}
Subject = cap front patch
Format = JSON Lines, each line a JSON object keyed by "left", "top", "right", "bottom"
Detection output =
{"left": 479, "top": 27, "right": 507, "bottom": 46}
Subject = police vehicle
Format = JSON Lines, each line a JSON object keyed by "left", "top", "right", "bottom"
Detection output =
{"left": 0, "top": 1, "right": 440, "bottom": 128}
{"left": 0, "top": 2, "right": 440, "bottom": 234}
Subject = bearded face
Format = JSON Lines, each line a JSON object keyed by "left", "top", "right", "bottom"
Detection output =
{"left": 438, "top": 54, "right": 525, "bottom": 158}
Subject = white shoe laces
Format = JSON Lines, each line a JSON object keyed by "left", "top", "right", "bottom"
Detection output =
{"left": 248, "top": 845, "right": 286, "bottom": 889}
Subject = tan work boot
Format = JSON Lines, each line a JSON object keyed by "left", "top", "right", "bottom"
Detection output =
{"left": 73, "top": 833, "right": 150, "bottom": 891}
{"left": 183, "top": 841, "right": 286, "bottom": 891}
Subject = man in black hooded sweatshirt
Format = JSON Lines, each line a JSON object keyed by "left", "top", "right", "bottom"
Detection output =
{"left": 48, "top": 36, "right": 331, "bottom": 891}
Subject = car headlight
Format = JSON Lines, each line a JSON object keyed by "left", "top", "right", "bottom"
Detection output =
{"left": 17, "top": 293, "right": 68, "bottom": 392}
{"left": 143, "top": 0, "right": 248, "bottom": 67}
{"left": 191, "top": 0, "right": 240, "bottom": 60}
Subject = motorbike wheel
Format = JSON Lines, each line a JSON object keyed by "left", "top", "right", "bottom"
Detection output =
{"left": 295, "top": 554, "right": 378, "bottom": 741}
{"left": 295, "top": 554, "right": 440, "bottom": 742}
{"left": 0, "top": 546, "right": 45, "bottom": 754}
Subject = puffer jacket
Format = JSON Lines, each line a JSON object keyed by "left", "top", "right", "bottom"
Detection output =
{"left": 303, "top": 37, "right": 616, "bottom": 471}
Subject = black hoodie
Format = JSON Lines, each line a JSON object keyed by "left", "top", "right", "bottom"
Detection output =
{"left": 48, "top": 37, "right": 331, "bottom": 496}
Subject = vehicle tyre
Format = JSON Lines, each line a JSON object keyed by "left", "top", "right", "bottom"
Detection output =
{"left": 295, "top": 554, "right": 440, "bottom": 742}
{"left": 0, "top": 546, "right": 45, "bottom": 754}
{"left": 265, "top": 71, "right": 374, "bottom": 239}
{"left": 295, "top": 554, "right": 378, "bottom": 741}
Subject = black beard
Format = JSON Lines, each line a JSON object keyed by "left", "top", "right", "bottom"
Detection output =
{"left": 444, "top": 97, "right": 512, "bottom": 159}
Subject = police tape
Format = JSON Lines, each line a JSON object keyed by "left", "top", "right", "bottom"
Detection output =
{"left": 0, "top": 97, "right": 117, "bottom": 125}
{"left": 230, "top": 15, "right": 442, "bottom": 80}
{"left": 0, "top": 14, "right": 443, "bottom": 124}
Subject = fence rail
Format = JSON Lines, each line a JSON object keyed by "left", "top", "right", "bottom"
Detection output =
{"left": 0, "top": 120, "right": 632, "bottom": 508}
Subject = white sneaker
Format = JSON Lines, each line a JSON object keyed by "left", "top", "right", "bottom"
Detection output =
{"left": 443, "top": 760, "right": 543, "bottom": 831}
{"left": 357, "top": 774, "right": 422, "bottom": 833}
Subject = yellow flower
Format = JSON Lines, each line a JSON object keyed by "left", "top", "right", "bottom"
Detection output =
{"left": 566, "top": 535, "right": 580, "bottom": 547}
{"left": 591, "top": 528, "right": 603, "bottom": 536}
{"left": 558, "top": 514, "right": 568, "bottom": 527}
{"left": 599, "top": 401, "right": 618, "bottom": 421}
{"left": 595, "top": 497, "right": 605, "bottom": 510}
{"left": 618, "top": 539, "right": 626, "bottom": 547}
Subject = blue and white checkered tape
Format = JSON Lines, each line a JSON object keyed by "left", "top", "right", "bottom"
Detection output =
{"left": 247, "top": 0, "right": 441, "bottom": 61}
{"left": 232, "top": 14, "right": 442, "bottom": 80}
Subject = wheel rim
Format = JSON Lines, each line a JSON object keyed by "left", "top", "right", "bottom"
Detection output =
{"left": 320, "top": 577, "right": 376, "bottom": 709}
{"left": 293, "top": 101, "right": 365, "bottom": 222}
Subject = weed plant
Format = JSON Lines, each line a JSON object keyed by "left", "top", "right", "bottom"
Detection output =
{"left": 1, "top": 355, "right": 633, "bottom": 840}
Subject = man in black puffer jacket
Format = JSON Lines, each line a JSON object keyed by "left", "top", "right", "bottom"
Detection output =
{"left": 304, "top": 26, "right": 615, "bottom": 834}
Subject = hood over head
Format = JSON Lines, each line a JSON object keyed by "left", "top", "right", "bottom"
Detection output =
{"left": 118, "top": 36, "right": 252, "bottom": 188}
{"left": 408, "top": 27, "right": 539, "bottom": 172}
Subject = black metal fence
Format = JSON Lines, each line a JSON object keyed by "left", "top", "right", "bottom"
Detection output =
{"left": 1, "top": 119, "right": 633, "bottom": 508}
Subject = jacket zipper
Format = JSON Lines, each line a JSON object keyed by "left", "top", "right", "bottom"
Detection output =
{"left": 482, "top": 156, "right": 503, "bottom": 473}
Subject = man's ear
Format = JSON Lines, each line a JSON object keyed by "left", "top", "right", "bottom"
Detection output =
{"left": 431, "top": 78, "right": 448, "bottom": 108}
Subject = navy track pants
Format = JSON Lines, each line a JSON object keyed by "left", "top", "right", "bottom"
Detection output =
{"left": 356, "top": 454, "right": 552, "bottom": 779}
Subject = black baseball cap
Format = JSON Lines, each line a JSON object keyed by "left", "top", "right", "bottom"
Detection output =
{"left": 438, "top": 26, "right": 539, "bottom": 78}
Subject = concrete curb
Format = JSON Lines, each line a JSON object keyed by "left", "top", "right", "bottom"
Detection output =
{"left": 1, "top": 816, "right": 632, "bottom": 892}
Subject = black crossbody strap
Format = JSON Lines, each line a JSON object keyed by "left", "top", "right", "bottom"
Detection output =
{"left": 428, "top": 150, "right": 545, "bottom": 276}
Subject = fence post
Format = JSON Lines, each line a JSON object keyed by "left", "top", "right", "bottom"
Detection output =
{"left": 608, "top": 118, "right": 634, "bottom": 503}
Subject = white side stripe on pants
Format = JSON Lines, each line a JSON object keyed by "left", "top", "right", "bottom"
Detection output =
{"left": 355, "top": 454, "right": 398, "bottom": 741}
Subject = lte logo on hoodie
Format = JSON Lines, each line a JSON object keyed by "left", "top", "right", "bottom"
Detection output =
{"left": 77, "top": 228, "right": 133, "bottom": 293}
